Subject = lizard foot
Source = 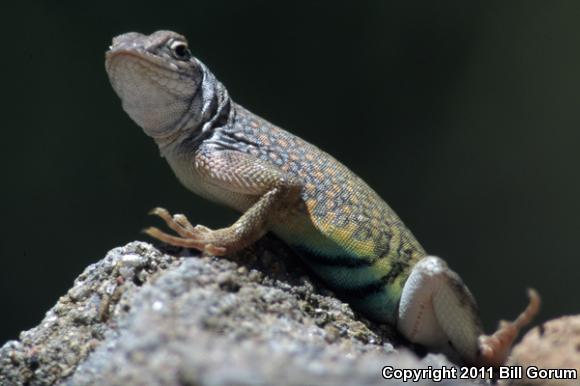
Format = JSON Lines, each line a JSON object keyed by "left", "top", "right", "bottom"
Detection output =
{"left": 144, "top": 207, "right": 227, "bottom": 256}
{"left": 478, "top": 288, "right": 541, "bottom": 367}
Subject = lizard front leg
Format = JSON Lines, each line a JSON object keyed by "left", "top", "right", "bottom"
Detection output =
{"left": 145, "top": 150, "right": 302, "bottom": 256}
{"left": 145, "top": 207, "right": 229, "bottom": 255}
{"left": 398, "top": 256, "right": 540, "bottom": 366}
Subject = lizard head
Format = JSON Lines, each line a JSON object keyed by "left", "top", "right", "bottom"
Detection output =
{"left": 105, "top": 30, "right": 204, "bottom": 144}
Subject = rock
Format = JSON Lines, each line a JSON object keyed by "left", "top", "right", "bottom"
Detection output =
{"left": 0, "top": 239, "right": 478, "bottom": 385}
{"left": 506, "top": 315, "right": 580, "bottom": 385}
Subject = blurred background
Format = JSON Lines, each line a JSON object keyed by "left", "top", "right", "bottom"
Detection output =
{"left": 1, "top": 1, "right": 579, "bottom": 344}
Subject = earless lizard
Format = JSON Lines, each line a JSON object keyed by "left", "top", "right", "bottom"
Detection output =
{"left": 105, "top": 30, "right": 540, "bottom": 367}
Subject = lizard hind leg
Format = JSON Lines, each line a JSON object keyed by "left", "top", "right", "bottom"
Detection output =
{"left": 398, "top": 256, "right": 541, "bottom": 367}
{"left": 478, "top": 288, "right": 540, "bottom": 367}
{"left": 397, "top": 256, "right": 484, "bottom": 365}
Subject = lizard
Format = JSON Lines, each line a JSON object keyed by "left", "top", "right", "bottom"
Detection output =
{"left": 105, "top": 30, "right": 540, "bottom": 367}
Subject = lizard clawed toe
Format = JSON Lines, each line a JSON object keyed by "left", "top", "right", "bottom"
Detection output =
{"left": 145, "top": 209, "right": 226, "bottom": 255}
{"left": 149, "top": 207, "right": 197, "bottom": 237}
{"left": 478, "top": 288, "right": 541, "bottom": 367}
{"left": 173, "top": 214, "right": 195, "bottom": 231}
{"left": 202, "top": 243, "right": 227, "bottom": 256}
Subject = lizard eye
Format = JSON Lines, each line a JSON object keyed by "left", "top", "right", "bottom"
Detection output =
{"left": 169, "top": 40, "right": 192, "bottom": 61}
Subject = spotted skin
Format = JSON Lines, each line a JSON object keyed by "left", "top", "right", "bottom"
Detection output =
{"left": 188, "top": 105, "right": 425, "bottom": 323}
{"left": 105, "top": 30, "right": 540, "bottom": 367}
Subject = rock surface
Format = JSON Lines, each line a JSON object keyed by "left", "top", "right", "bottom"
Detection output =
{"left": 506, "top": 315, "right": 580, "bottom": 385}
{"left": 0, "top": 238, "right": 525, "bottom": 386}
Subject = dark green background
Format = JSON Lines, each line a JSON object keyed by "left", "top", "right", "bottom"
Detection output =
{"left": 1, "top": 1, "right": 579, "bottom": 344}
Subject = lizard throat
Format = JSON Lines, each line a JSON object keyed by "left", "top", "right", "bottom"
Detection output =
{"left": 155, "top": 63, "right": 233, "bottom": 156}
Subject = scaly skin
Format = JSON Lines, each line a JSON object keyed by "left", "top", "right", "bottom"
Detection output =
{"left": 105, "top": 30, "right": 539, "bottom": 367}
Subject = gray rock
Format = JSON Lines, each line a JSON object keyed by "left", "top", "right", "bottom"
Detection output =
{"left": 0, "top": 239, "right": 476, "bottom": 386}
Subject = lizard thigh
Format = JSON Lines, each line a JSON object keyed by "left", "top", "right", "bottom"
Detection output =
{"left": 398, "top": 256, "right": 482, "bottom": 364}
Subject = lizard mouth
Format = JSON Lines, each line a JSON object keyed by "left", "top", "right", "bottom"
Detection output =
{"left": 105, "top": 48, "right": 181, "bottom": 77}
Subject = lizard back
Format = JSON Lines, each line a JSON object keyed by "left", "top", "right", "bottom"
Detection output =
{"left": 178, "top": 104, "right": 427, "bottom": 323}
